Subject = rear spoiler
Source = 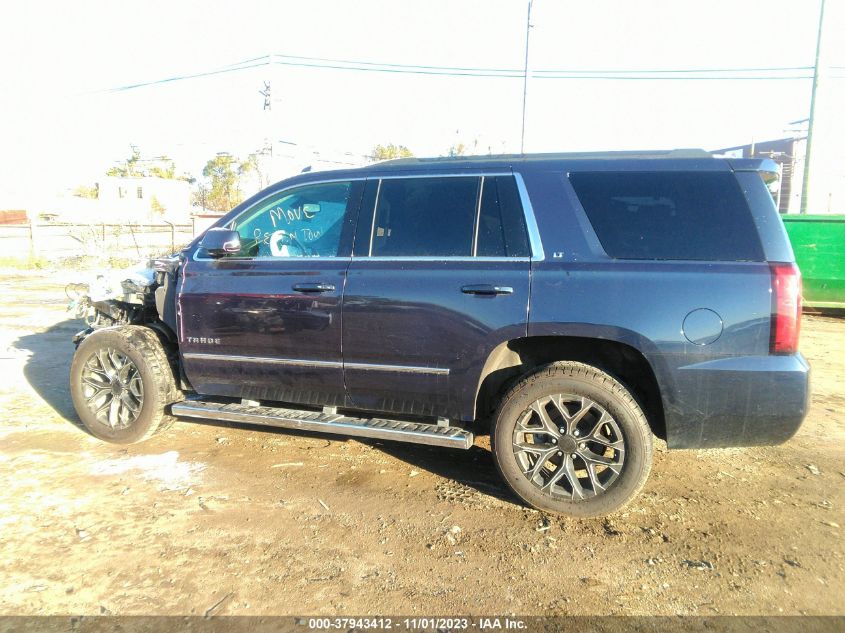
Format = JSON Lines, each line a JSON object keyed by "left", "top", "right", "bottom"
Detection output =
{"left": 726, "top": 158, "right": 780, "bottom": 174}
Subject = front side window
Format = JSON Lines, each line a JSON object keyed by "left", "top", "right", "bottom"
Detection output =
{"left": 232, "top": 181, "right": 353, "bottom": 258}
{"left": 370, "top": 177, "right": 479, "bottom": 257}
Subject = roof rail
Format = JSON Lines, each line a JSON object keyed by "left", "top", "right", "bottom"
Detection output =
{"left": 373, "top": 148, "right": 712, "bottom": 166}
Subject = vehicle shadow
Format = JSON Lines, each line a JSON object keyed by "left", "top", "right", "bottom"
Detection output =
{"left": 190, "top": 417, "right": 520, "bottom": 506}
{"left": 364, "top": 438, "right": 519, "bottom": 505}
{"left": 14, "top": 317, "right": 86, "bottom": 431}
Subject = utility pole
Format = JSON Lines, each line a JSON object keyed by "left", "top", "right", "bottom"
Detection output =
{"left": 801, "top": 0, "right": 826, "bottom": 214}
{"left": 264, "top": 53, "right": 277, "bottom": 182}
{"left": 259, "top": 81, "right": 271, "bottom": 111}
{"left": 520, "top": 0, "right": 534, "bottom": 155}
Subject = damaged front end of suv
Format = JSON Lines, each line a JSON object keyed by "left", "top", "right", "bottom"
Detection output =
{"left": 66, "top": 255, "right": 182, "bottom": 348}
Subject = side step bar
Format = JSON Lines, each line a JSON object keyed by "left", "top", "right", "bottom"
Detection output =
{"left": 170, "top": 400, "right": 474, "bottom": 450}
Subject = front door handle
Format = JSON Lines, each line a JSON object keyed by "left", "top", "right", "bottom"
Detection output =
{"left": 461, "top": 284, "right": 514, "bottom": 296}
{"left": 292, "top": 282, "right": 336, "bottom": 293}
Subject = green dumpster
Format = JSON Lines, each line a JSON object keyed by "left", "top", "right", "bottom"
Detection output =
{"left": 782, "top": 214, "right": 845, "bottom": 308}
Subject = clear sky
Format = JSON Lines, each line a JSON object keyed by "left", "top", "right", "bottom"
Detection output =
{"left": 0, "top": 0, "right": 842, "bottom": 205}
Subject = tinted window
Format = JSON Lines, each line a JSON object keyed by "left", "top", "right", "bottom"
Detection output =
{"left": 370, "top": 177, "right": 478, "bottom": 257}
{"left": 232, "top": 181, "right": 353, "bottom": 258}
{"left": 476, "top": 176, "right": 530, "bottom": 257}
{"left": 569, "top": 171, "right": 764, "bottom": 261}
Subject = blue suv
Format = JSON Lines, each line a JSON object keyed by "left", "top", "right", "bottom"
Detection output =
{"left": 69, "top": 150, "right": 810, "bottom": 517}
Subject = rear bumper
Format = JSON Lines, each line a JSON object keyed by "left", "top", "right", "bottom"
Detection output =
{"left": 664, "top": 353, "right": 810, "bottom": 449}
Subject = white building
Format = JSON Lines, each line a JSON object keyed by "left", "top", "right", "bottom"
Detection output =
{"left": 95, "top": 176, "right": 192, "bottom": 223}
{"left": 29, "top": 176, "right": 193, "bottom": 225}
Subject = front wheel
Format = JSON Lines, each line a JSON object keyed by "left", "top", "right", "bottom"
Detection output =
{"left": 491, "top": 361, "right": 653, "bottom": 517}
{"left": 70, "top": 326, "right": 181, "bottom": 444}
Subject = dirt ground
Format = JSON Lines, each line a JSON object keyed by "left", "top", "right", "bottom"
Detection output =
{"left": 0, "top": 269, "right": 843, "bottom": 617}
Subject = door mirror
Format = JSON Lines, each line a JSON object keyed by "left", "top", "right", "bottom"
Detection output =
{"left": 199, "top": 228, "right": 241, "bottom": 258}
{"left": 302, "top": 203, "right": 321, "bottom": 217}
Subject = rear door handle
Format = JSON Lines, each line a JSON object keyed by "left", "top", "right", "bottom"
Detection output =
{"left": 292, "top": 282, "right": 336, "bottom": 293}
{"left": 461, "top": 284, "right": 514, "bottom": 296}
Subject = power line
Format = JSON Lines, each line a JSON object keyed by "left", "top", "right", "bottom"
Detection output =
{"left": 267, "top": 55, "right": 817, "bottom": 79}
{"left": 534, "top": 65, "right": 814, "bottom": 74}
{"left": 271, "top": 51, "right": 817, "bottom": 75}
{"left": 533, "top": 75, "right": 815, "bottom": 80}
{"left": 271, "top": 52, "right": 521, "bottom": 74}
{"left": 270, "top": 58, "right": 522, "bottom": 77}
{"left": 220, "top": 54, "right": 274, "bottom": 69}
{"left": 268, "top": 58, "right": 833, "bottom": 80}
{"left": 98, "top": 54, "right": 840, "bottom": 93}
{"left": 104, "top": 60, "right": 271, "bottom": 93}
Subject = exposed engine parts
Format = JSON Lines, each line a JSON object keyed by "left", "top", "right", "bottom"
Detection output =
{"left": 67, "top": 256, "right": 182, "bottom": 346}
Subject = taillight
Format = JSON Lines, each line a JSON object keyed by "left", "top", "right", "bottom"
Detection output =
{"left": 770, "top": 262, "right": 802, "bottom": 354}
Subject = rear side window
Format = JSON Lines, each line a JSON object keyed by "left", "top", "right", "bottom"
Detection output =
{"left": 568, "top": 171, "right": 764, "bottom": 261}
{"left": 371, "top": 177, "right": 479, "bottom": 257}
{"left": 476, "top": 176, "right": 531, "bottom": 257}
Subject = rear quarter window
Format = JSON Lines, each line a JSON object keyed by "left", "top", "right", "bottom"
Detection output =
{"left": 568, "top": 171, "right": 764, "bottom": 261}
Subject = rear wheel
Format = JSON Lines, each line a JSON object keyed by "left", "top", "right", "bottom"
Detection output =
{"left": 491, "top": 361, "right": 653, "bottom": 517}
{"left": 70, "top": 326, "right": 181, "bottom": 444}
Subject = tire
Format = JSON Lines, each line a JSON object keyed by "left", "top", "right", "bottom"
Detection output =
{"left": 490, "top": 361, "right": 653, "bottom": 517}
{"left": 70, "top": 326, "right": 182, "bottom": 444}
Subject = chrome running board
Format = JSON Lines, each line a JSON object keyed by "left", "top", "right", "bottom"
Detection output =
{"left": 170, "top": 400, "right": 474, "bottom": 450}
